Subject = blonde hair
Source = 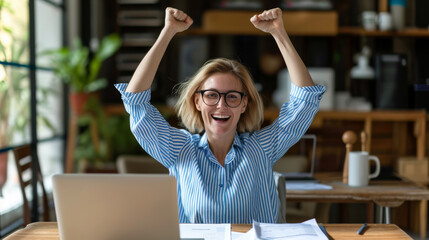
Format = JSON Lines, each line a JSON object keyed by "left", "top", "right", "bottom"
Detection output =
{"left": 175, "top": 58, "right": 264, "bottom": 134}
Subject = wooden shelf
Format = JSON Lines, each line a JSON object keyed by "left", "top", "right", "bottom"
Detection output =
{"left": 265, "top": 109, "right": 427, "bottom": 123}
{"left": 190, "top": 10, "right": 338, "bottom": 36}
{"left": 339, "top": 26, "right": 429, "bottom": 37}
{"left": 184, "top": 10, "right": 429, "bottom": 38}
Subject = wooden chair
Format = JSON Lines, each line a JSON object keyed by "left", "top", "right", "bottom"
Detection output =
{"left": 13, "top": 144, "right": 50, "bottom": 226}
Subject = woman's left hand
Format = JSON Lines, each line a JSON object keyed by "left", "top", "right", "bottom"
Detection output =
{"left": 250, "top": 8, "right": 284, "bottom": 35}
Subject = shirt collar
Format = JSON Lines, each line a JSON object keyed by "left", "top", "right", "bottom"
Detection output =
{"left": 198, "top": 132, "right": 243, "bottom": 150}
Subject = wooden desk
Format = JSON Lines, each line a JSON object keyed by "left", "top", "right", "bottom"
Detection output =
{"left": 5, "top": 222, "right": 412, "bottom": 240}
{"left": 286, "top": 172, "right": 429, "bottom": 239}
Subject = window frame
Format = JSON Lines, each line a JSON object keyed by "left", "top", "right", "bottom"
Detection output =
{"left": 0, "top": 0, "right": 67, "bottom": 236}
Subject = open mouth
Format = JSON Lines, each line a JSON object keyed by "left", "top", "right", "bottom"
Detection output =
{"left": 212, "top": 114, "right": 231, "bottom": 122}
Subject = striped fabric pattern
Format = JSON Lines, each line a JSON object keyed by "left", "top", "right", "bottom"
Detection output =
{"left": 115, "top": 83, "right": 325, "bottom": 224}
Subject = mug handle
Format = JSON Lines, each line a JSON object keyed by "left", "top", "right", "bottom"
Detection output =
{"left": 368, "top": 156, "right": 381, "bottom": 179}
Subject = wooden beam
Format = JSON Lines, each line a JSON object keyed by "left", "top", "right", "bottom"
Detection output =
{"left": 379, "top": 0, "right": 388, "bottom": 12}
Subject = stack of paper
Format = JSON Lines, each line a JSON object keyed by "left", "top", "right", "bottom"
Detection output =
{"left": 179, "top": 219, "right": 328, "bottom": 240}
{"left": 286, "top": 182, "right": 333, "bottom": 190}
{"left": 232, "top": 219, "right": 328, "bottom": 240}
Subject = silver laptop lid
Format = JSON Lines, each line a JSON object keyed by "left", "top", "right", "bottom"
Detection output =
{"left": 277, "top": 134, "right": 317, "bottom": 179}
{"left": 52, "top": 174, "right": 180, "bottom": 240}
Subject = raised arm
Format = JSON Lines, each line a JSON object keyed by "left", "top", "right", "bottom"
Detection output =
{"left": 250, "top": 8, "right": 314, "bottom": 87}
{"left": 126, "top": 7, "right": 193, "bottom": 93}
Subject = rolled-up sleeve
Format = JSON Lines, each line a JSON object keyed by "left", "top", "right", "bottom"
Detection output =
{"left": 256, "top": 83, "right": 326, "bottom": 163}
{"left": 115, "top": 83, "right": 190, "bottom": 168}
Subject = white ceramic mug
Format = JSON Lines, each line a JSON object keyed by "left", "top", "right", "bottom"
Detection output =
{"left": 348, "top": 151, "right": 380, "bottom": 187}
{"left": 362, "top": 11, "right": 378, "bottom": 30}
{"left": 378, "top": 12, "right": 393, "bottom": 31}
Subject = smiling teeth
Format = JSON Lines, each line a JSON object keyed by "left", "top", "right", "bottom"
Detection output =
{"left": 213, "top": 114, "right": 230, "bottom": 119}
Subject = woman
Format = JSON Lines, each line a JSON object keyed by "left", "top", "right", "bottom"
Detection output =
{"left": 116, "top": 7, "right": 325, "bottom": 223}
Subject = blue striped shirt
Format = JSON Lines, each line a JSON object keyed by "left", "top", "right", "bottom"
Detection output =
{"left": 115, "top": 83, "right": 325, "bottom": 224}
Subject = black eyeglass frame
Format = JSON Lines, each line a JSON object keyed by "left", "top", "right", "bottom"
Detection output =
{"left": 196, "top": 89, "right": 246, "bottom": 108}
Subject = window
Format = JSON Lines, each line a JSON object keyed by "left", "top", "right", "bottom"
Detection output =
{"left": 0, "top": 0, "right": 65, "bottom": 235}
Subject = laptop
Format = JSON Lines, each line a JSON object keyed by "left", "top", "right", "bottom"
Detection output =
{"left": 279, "top": 134, "right": 317, "bottom": 182}
{"left": 52, "top": 174, "right": 180, "bottom": 240}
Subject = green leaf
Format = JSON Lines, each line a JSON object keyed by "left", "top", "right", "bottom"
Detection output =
{"left": 38, "top": 115, "right": 57, "bottom": 134}
{"left": 88, "top": 56, "right": 101, "bottom": 83}
{"left": 85, "top": 78, "right": 108, "bottom": 92}
{"left": 0, "top": 41, "right": 7, "bottom": 59}
{"left": 88, "top": 34, "right": 121, "bottom": 83}
{"left": 96, "top": 33, "right": 122, "bottom": 61}
{"left": 3, "top": 26, "right": 12, "bottom": 35}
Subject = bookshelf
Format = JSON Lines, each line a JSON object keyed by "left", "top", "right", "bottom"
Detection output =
{"left": 114, "top": 0, "right": 167, "bottom": 97}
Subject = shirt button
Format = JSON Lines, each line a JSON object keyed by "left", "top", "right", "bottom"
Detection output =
{"left": 219, "top": 184, "right": 223, "bottom": 188}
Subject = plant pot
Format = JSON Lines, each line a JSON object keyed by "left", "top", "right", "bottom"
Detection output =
{"left": 69, "top": 92, "right": 90, "bottom": 116}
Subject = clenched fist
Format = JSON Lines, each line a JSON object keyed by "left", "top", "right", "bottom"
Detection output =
{"left": 250, "top": 8, "right": 284, "bottom": 35}
{"left": 165, "top": 7, "right": 193, "bottom": 34}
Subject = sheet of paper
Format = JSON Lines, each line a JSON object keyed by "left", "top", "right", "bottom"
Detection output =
{"left": 286, "top": 181, "right": 333, "bottom": 190}
{"left": 180, "top": 223, "right": 231, "bottom": 240}
{"left": 253, "top": 218, "right": 328, "bottom": 240}
{"left": 231, "top": 231, "right": 247, "bottom": 240}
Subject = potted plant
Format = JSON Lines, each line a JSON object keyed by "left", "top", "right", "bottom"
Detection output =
{"left": 73, "top": 97, "right": 143, "bottom": 172}
{"left": 43, "top": 34, "right": 122, "bottom": 172}
{"left": 43, "top": 34, "right": 121, "bottom": 115}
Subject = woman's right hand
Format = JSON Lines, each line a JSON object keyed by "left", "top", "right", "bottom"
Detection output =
{"left": 165, "top": 7, "right": 193, "bottom": 34}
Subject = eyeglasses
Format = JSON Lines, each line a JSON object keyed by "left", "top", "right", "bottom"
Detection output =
{"left": 196, "top": 89, "right": 245, "bottom": 108}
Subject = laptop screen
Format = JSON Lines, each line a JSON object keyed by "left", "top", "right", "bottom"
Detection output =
{"left": 273, "top": 134, "right": 317, "bottom": 181}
